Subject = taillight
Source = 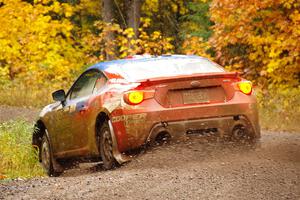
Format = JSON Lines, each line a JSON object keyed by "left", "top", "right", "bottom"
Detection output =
{"left": 237, "top": 81, "right": 252, "bottom": 95}
{"left": 128, "top": 91, "right": 144, "bottom": 104}
{"left": 123, "top": 90, "right": 155, "bottom": 105}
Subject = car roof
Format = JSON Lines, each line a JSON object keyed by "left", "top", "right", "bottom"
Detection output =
{"left": 87, "top": 54, "right": 203, "bottom": 72}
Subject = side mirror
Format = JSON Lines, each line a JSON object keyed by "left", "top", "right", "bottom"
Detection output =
{"left": 52, "top": 89, "right": 66, "bottom": 102}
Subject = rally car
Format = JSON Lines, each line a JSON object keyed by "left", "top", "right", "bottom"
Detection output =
{"left": 32, "top": 55, "right": 260, "bottom": 176}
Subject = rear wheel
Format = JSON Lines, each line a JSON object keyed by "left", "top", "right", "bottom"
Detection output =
{"left": 230, "top": 125, "right": 256, "bottom": 143}
{"left": 99, "top": 121, "right": 117, "bottom": 170}
{"left": 41, "top": 134, "right": 62, "bottom": 176}
{"left": 155, "top": 132, "right": 171, "bottom": 146}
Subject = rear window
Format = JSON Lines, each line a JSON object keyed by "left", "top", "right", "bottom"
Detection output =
{"left": 105, "top": 57, "right": 225, "bottom": 82}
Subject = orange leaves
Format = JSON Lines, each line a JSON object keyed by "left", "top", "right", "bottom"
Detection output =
{"left": 0, "top": 0, "right": 298, "bottom": 92}
{"left": 210, "top": 0, "right": 300, "bottom": 88}
{"left": 182, "top": 36, "right": 212, "bottom": 59}
{"left": 0, "top": 174, "right": 7, "bottom": 180}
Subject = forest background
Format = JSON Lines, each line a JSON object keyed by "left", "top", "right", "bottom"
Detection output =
{"left": 0, "top": 0, "right": 299, "bottom": 130}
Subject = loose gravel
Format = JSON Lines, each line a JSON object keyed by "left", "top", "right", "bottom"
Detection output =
{"left": 1, "top": 131, "right": 299, "bottom": 200}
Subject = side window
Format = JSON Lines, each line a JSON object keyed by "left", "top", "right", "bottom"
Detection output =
{"left": 93, "top": 75, "right": 107, "bottom": 93}
{"left": 69, "top": 70, "right": 100, "bottom": 100}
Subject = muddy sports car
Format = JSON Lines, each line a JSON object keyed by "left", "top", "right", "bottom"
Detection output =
{"left": 32, "top": 55, "right": 260, "bottom": 176}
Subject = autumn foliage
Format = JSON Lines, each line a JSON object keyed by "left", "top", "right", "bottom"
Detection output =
{"left": 0, "top": 0, "right": 299, "bottom": 116}
{"left": 210, "top": 0, "right": 300, "bottom": 89}
{"left": 0, "top": 0, "right": 84, "bottom": 86}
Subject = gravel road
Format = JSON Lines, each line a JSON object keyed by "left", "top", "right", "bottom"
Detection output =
{"left": 0, "top": 105, "right": 38, "bottom": 123}
{"left": 0, "top": 106, "right": 299, "bottom": 200}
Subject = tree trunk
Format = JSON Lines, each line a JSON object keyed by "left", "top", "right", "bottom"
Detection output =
{"left": 102, "top": 0, "right": 114, "bottom": 23}
{"left": 127, "top": 0, "right": 142, "bottom": 38}
{"left": 102, "top": 0, "right": 115, "bottom": 60}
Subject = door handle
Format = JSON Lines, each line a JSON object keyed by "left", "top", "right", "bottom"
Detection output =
{"left": 78, "top": 105, "right": 88, "bottom": 114}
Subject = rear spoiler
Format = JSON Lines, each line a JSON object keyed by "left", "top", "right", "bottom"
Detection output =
{"left": 136, "top": 72, "right": 240, "bottom": 85}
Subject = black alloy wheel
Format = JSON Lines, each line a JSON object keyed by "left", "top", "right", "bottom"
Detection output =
{"left": 99, "top": 121, "right": 117, "bottom": 170}
{"left": 40, "top": 133, "right": 61, "bottom": 176}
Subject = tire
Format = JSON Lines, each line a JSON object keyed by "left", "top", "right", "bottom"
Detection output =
{"left": 40, "top": 134, "right": 61, "bottom": 176}
{"left": 154, "top": 132, "right": 171, "bottom": 146}
{"left": 99, "top": 121, "right": 117, "bottom": 170}
{"left": 230, "top": 125, "right": 257, "bottom": 144}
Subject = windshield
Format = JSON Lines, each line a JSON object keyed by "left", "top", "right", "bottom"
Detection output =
{"left": 105, "top": 57, "right": 225, "bottom": 82}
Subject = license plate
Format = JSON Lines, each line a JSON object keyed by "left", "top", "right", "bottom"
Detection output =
{"left": 182, "top": 89, "right": 210, "bottom": 104}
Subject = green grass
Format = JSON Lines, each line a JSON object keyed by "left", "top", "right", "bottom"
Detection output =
{"left": 0, "top": 120, "right": 45, "bottom": 180}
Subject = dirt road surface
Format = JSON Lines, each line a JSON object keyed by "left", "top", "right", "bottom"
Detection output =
{"left": 0, "top": 105, "right": 38, "bottom": 123}
{"left": 0, "top": 106, "right": 299, "bottom": 200}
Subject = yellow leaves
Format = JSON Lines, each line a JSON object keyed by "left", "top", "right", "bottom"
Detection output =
{"left": 0, "top": 65, "right": 9, "bottom": 79}
{"left": 151, "top": 31, "right": 161, "bottom": 40}
{"left": 142, "top": 0, "right": 188, "bottom": 18}
{"left": 142, "top": 0, "right": 159, "bottom": 14}
{"left": 140, "top": 17, "right": 151, "bottom": 28}
{"left": 63, "top": 4, "right": 74, "bottom": 18}
{"left": 282, "top": 0, "right": 296, "bottom": 8}
{"left": 182, "top": 35, "right": 212, "bottom": 59}
{"left": 51, "top": 1, "right": 61, "bottom": 13}
{"left": 0, "top": 0, "right": 84, "bottom": 86}
{"left": 211, "top": 0, "right": 300, "bottom": 88}
{"left": 123, "top": 28, "right": 135, "bottom": 39}
{"left": 76, "top": 0, "right": 102, "bottom": 16}
{"left": 289, "top": 10, "right": 300, "bottom": 23}
{"left": 266, "top": 60, "right": 280, "bottom": 73}
{"left": 268, "top": 48, "right": 280, "bottom": 58}
{"left": 249, "top": 52, "right": 259, "bottom": 61}
{"left": 90, "top": 20, "right": 174, "bottom": 60}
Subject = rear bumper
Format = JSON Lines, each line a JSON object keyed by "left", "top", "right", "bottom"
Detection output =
{"left": 147, "top": 115, "right": 259, "bottom": 143}
{"left": 111, "top": 93, "right": 260, "bottom": 152}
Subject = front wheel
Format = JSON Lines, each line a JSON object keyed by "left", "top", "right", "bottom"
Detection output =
{"left": 40, "top": 134, "right": 62, "bottom": 176}
{"left": 99, "top": 121, "right": 117, "bottom": 170}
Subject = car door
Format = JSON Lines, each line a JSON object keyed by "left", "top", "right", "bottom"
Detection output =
{"left": 53, "top": 69, "right": 102, "bottom": 155}
{"left": 66, "top": 70, "right": 109, "bottom": 152}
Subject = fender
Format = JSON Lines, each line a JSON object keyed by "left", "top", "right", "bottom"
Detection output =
{"left": 44, "top": 129, "right": 64, "bottom": 173}
{"left": 108, "top": 120, "right": 131, "bottom": 164}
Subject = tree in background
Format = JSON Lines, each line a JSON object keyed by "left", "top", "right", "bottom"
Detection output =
{"left": 0, "top": 0, "right": 175, "bottom": 84}
{"left": 127, "top": 0, "right": 143, "bottom": 37}
{"left": 0, "top": 0, "right": 85, "bottom": 86}
{"left": 209, "top": 0, "right": 300, "bottom": 89}
{"left": 0, "top": 0, "right": 299, "bottom": 94}
{"left": 179, "top": 0, "right": 214, "bottom": 58}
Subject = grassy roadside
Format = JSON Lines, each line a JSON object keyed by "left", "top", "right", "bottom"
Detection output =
{"left": 0, "top": 120, "right": 45, "bottom": 180}
{"left": 259, "top": 107, "right": 300, "bottom": 132}
{"left": 0, "top": 85, "right": 53, "bottom": 108}
{"left": 257, "top": 87, "right": 300, "bottom": 132}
